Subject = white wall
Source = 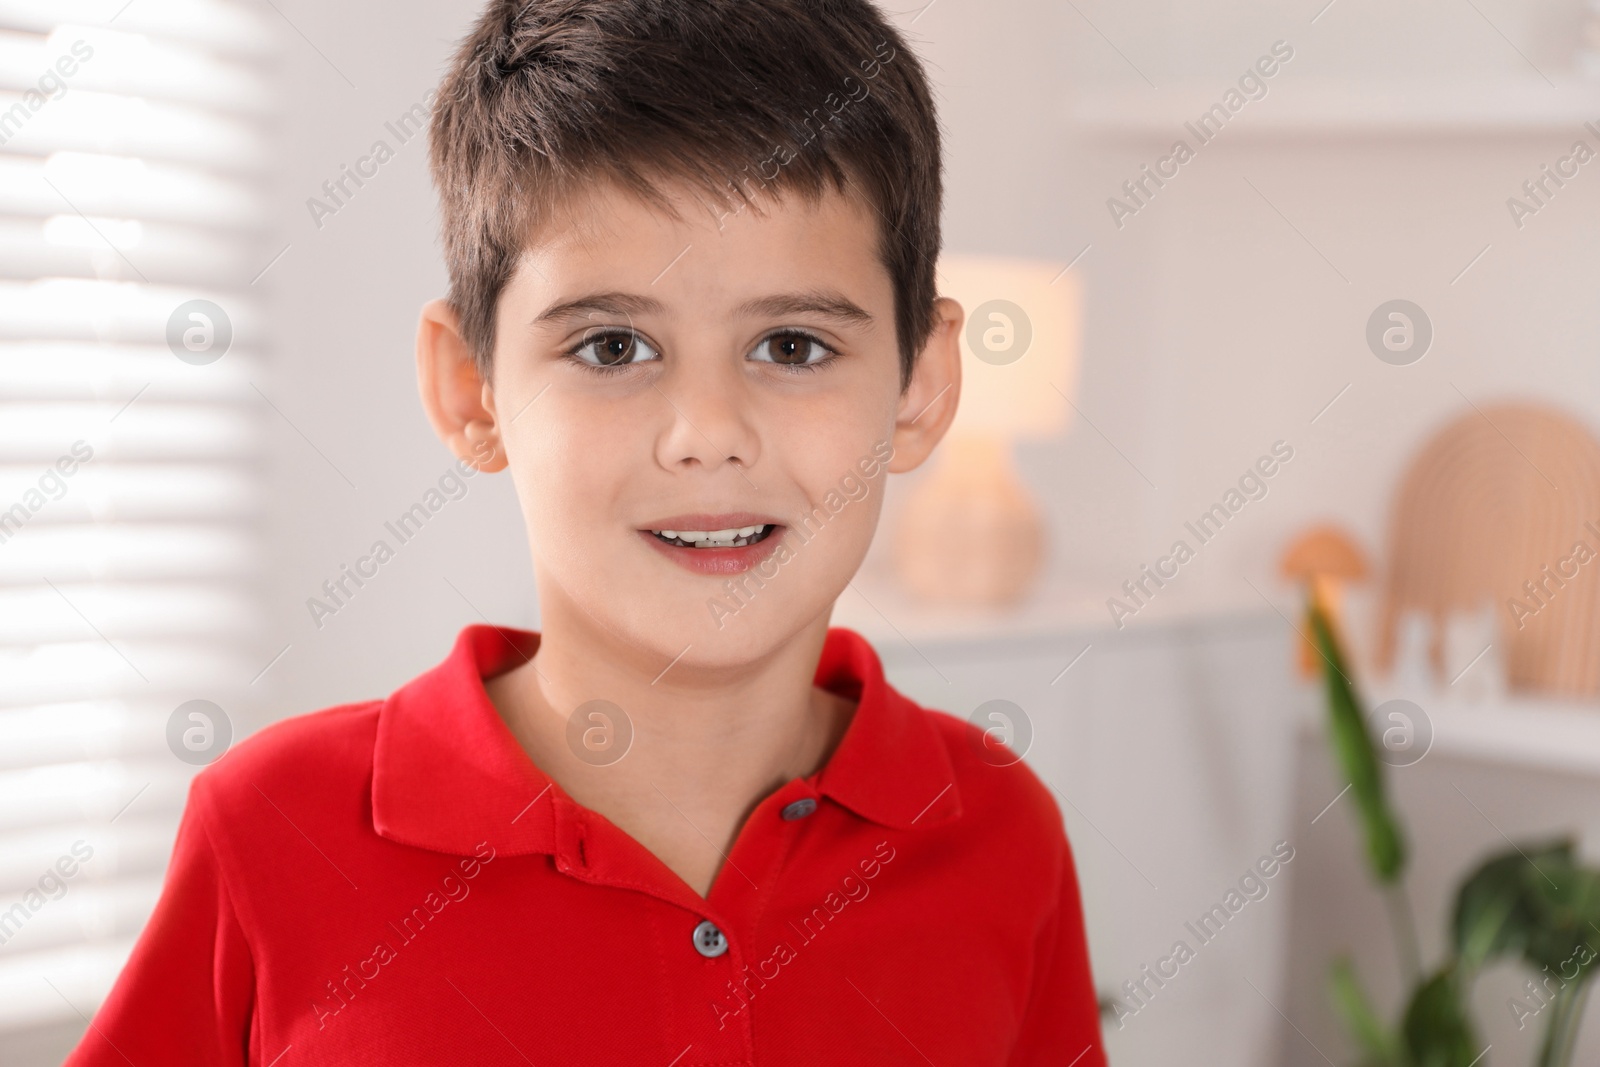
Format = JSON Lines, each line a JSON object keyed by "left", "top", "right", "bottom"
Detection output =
{"left": 261, "top": 0, "right": 532, "bottom": 724}
{"left": 263, "top": 0, "right": 1600, "bottom": 708}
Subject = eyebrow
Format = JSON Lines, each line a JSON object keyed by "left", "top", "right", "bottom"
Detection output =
{"left": 530, "top": 289, "right": 876, "bottom": 330}
{"left": 735, "top": 291, "right": 875, "bottom": 327}
{"left": 531, "top": 292, "right": 667, "bottom": 326}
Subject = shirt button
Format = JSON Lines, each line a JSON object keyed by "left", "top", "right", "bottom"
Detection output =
{"left": 780, "top": 797, "right": 817, "bottom": 821}
{"left": 692, "top": 920, "right": 728, "bottom": 958}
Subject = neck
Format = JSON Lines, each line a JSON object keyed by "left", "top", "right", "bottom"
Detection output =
{"left": 484, "top": 580, "right": 850, "bottom": 889}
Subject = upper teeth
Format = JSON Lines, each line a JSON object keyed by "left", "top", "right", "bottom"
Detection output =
{"left": 655, "top": 525, "right": 765, "bottom": 543}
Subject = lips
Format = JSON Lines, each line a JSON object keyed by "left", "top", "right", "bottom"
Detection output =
{"left": 638, "top": 513, "right": 786, "bottom": 576}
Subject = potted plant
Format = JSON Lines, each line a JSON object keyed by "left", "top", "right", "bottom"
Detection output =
{"left": 1306, "top": 599, "right": 1600, "bottom": 1067}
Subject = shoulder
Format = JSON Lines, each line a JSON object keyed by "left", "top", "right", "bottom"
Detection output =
{"left": 886, "top": 697, "right": 1078, "bottom": 928}
{"left": 189, "top": 699, "right": 384, "bottom": 815}
{"left": 827, "top": 627, "right": 1067, "bottom": 864}
{"left": 917, "top": 702, "right": 1069, "bottom": 869}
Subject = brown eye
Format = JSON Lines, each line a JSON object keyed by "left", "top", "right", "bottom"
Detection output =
{"left": 596, "top": 333, "right": 634, "bottom": 364}
{"left": 571, "top": 330, "right": 659, "bottom": 368}
{"left": 754, "top": 332, "right": 828, "bottom": 367}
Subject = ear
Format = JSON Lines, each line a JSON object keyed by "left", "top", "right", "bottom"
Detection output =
{"left": 888, "top": 296, "right": 963, "bottom": 473}
{"left": 416, "top": 298, "right": 507, "bottom": 473}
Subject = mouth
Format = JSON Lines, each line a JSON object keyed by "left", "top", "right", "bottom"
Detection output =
{"left": 638, "top": 513, "right": 786, "bottom": 576}
{"left": 647, "top": 524, "right": 778, "bottom": 549}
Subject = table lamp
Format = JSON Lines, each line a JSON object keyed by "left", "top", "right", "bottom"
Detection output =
{"left": 892, "top": 253, "right": 1079, "bottom": 605}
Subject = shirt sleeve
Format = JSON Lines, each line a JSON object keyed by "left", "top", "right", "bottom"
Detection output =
{"left": 64, "top": 777, "right": 256, "bottom": 1067}
{"left": 1007, "top": 837, "right": 1108, "bottom": 1067}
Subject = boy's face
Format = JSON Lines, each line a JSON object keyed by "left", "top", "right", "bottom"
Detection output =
{"left": 418, "top": 181, "right": 960, "bottom": 670}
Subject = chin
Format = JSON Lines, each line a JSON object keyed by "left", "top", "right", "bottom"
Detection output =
{"left": 618, "top": 592, "right": 825, "bottom": 670}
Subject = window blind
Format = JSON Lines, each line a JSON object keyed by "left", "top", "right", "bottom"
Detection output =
{"left": 0, "top": 0, "right": 271, "bottom": 1045}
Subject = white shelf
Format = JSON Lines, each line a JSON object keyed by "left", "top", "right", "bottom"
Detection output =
{"left": 831, "top": 572, "right": 1103, "bottom": 649}
{"left": 830, "top": 568, "right": 1283, "bottom": 654}
{"left": 1299, "top": 684, "right": 1600, "bottom": 778}
{"left": 1068, "top": 76, "right": 1600, "bottom": 140}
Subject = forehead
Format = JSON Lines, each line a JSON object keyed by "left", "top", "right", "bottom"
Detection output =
{"left": 512, "top": 178, "right": 891, "bottom": 306}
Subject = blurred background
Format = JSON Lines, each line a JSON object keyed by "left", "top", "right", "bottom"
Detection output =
{"left": 5, "top": 0, "right": 1600, "bottom": 1063}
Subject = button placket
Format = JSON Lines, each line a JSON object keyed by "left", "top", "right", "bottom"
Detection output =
{"left": 659, "top": 908, "right": 756, "bottom": 1065}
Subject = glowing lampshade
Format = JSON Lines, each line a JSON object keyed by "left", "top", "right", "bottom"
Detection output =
{"left": 893, "top": 253, "right": 1081, "bottom": 606}
{"left": 936, "top": 254, "right": 1079, "bottom": 441}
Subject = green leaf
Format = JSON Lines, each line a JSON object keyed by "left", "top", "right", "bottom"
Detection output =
{"left": 1453, "top": 845, "right": 1557, "bottom": 970}
{"left": 1523, "top": 853, "right": 1600, "bottom": 979}
{"left": 1307, "top": 601, "right": 1406, "bottom": 882}
{"left": 1402, "top": 965, "right": 1480, "bottom": 1067}
{"left": 1453, "top": 841, "right": 1600, "bottom": 980}
{"left": 1329, "top": 957, "right": 1402, "bottom": 1066}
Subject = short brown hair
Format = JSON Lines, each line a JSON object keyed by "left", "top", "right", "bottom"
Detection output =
{"left": 427, "top": 0, "right": 942, "bottom": 390}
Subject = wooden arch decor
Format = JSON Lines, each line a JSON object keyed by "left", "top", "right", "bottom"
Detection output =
{"left": 1377, "top": 402, "right": 1600, "bottom": 697}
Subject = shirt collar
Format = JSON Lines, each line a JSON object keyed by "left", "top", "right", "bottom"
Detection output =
{"left": 372, "top": 624, "right": 962, "bottom": 858}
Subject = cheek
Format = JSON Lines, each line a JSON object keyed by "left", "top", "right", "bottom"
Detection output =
{"left": 792, "top": 444, "right": 888, "bottom": 553}
{"left": 761, "top": 481, "right": 883, "bottom": 630}
{"left": 507, "top": 401, "right": 634, "bottom": 554}
{"left": 828, "top": 486, "right": 885, "bottom": 556}
{"left": 766, "top": 387, "right": 893, "bottom": 549}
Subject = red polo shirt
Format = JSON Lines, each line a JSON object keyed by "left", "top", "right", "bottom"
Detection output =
{"left": 67, "top": 625, "right": 1105, "bottom": 1066}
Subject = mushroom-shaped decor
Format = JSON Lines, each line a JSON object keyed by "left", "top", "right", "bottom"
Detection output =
{"left": 1281, "top": 525, "right": 1370, "bottom": 678}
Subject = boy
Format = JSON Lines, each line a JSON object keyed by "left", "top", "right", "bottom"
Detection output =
{"left": 67, "top": 1, "right": 1105, "bottom": 1063}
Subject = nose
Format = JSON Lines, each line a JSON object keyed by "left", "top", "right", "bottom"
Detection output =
{"left": 652, "top": 360, "right": 762, "bottom": 477}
